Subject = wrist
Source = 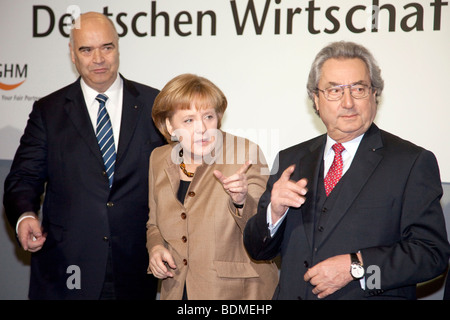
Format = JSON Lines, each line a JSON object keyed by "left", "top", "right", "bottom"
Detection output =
{"left": 349, "top": 252, "right": 365, "bottom": 280}
{"left": 16, "top": 212, "right": 38, "bottom": 234}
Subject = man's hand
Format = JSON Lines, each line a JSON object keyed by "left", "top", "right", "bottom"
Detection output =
{"left": 303, "top": 254, "right": 354, "bottom": 299}
{"left": 270, "top": 165, "right": 308, "bottom": 223}
{"left": 17, "top": 214, "right": 46, "bottom": 252}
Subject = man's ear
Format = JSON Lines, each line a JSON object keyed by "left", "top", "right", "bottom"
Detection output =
{"left": 314, "top": 93, "right": 320, "bottom": 114}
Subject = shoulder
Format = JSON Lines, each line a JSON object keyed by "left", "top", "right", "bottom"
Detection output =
{"left": 279, "top": 134, "right": 325, "bottom": 159}
{"left": 379, "top": 129, "right": 424, "bottom": 153}
{"left": 378, "top": 129, "right": 440, "bottom": 172}
{"left": 222, "top": 131, "right": 260, "bottom": 149}
{"left": 121, "top": 75, "right": 160, "bottom": 97}
{"left": 35, "top": 80, "right": 79, "bottom": 106}
{"left": 150, "top": 144, "right": 174, "bottom": 163}
{"left": 377, "top": 129, "right": 437, "bottom": 164}
{"left": 221, "top": 131, "right": 265, "bottom": 163}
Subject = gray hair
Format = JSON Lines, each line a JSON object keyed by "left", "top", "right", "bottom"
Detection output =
{"left": 307, "top": 41, "right": 384, "bottom": 114}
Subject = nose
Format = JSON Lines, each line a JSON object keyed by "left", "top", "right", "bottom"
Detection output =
{"left": 194, "top": 119, "right": 206, "bottom": 134}
{"left": 341, "top": 87, "right": 354, "bottom": 109}
{"left": 196, "top": 119, "right": 206, "bottom": 133}
{"left": 92, "top": 48, "right": 105, "bottom": 64}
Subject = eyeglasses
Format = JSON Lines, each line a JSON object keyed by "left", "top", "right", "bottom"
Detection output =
{"left": 316, "top": 84, "right": 373, "bottom": 101}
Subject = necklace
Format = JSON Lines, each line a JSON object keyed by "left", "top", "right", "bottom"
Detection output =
{"left": 179, "top": 148, "right": 194, "bottom": 178}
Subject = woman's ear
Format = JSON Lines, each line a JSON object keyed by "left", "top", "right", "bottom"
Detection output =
{"left": 165, "top": 118, "right": 173, "bottom": 137}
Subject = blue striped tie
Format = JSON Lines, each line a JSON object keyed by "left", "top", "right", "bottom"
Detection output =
{"left": 95, "top": 94, "right": 116, "bottom": 188}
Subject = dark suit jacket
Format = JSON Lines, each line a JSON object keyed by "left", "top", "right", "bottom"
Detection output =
{"left": 3, "top": 75, "right": 165, "bottom": 299}
{"left": 244, "top": 123, "right": 450, "bottom": 300}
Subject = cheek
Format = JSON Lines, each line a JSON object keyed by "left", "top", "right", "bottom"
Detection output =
{"left": 361, "top": 100, "right": 377, "bottom": 121}
{"left": 110, "top": 54, "right": 120, "bottom": 69}
{"left": 208, "top": 119, "right": 218, "bottom": 130}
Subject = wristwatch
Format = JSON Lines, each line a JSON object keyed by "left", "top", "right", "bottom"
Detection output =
{"left": 350, "top": 253, "right": 364, "bottom": 280}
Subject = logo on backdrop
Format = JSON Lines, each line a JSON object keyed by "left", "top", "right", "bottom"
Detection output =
{"left": 0, "top": 64, "right": 27, "bottom": 91}
{"left": 0, "top": 63, "right": 40, "bottom": 102}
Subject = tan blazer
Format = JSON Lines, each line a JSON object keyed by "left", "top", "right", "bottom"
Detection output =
{"left": 147, "top": 131, "right": 278, "bottom": 300}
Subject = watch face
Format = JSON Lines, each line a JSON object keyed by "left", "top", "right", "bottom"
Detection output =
{"left": 351, "top": 264, "right": 364, "bottom": 278}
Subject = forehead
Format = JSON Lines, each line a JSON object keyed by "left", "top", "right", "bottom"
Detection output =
{"left": 72, "top": 17, "right": 117, "bottom": 45}
{"left": 175, "top": 103, "right": 216, "bottom": 115}
{"left": 320, "top": 58, "right": 370, "bottom": 85}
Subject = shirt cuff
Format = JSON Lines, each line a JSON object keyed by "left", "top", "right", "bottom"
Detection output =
{"left": 266, "top": 203, "right": 288, "bottom": 237}
{"left": 15, "top": 214, "right": 37, "bottom": 234}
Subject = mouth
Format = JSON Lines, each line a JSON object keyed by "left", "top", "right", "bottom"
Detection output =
{"left": 194, "top": 138, "right": 212, "bottom": 146}
{"left": 92, "top": 68, "right": 109, "bottom": 74}
{"left": 341, "top": 114, "right": 357, "bottom": 119}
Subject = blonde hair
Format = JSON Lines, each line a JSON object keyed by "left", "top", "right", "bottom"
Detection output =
{"left": 152, "top": 73, "right": 228, "bottom": 142}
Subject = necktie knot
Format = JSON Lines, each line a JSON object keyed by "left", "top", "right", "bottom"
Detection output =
{"left": 96, "top": 93, "right": 108, "bottom": 106}
{"left": 332, "top": 143, "right": 345, "bottom": 155}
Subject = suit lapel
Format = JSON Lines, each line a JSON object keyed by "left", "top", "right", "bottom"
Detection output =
{"left": 164, "top": 153, "right": 181, "bottom": 203}
{"left": 64, "top": 79, "right": 104, "bottom": 167}
{"left": 298, "top": 136, "right": 326, "bottom": 250}
{"left": 316, "top": 124, "right": 384, "bottom": 247}
{"left": 116, "top": 76, "right": 142, "bottom": 164}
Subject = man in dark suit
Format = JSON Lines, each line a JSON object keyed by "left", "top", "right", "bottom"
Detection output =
{"left": 243, "top": 41, "right": 450, "bottom": 300}
{"left": 3, "top": 12, "right": 164, "bottom": 299}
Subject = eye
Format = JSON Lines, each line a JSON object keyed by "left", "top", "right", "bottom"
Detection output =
{"left": 327, "top": 87, "right": 341, "bottom": 94}
{"left": 79, "top": 47, "right": 92, "bottom": 54}
{"left": 352, "top": 85, "right": 365, "bottom": 92}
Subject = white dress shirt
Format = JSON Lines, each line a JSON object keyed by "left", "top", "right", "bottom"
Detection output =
{"left": 80, "top": 74, "right": 123, "bottom": 147}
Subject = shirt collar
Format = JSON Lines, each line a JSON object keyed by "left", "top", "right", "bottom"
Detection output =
{"left": 324, "top": 134, "right": 364, "bottom": 159}
{"left": 80, "top": 73, "right": 121, "bottom": 106}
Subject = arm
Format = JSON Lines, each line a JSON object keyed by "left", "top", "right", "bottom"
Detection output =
{"left": 361, "top": 149, "right": 450, "bottom": 290}
{"left": 243, "top": 154, "right": 307, "bottom": 261}
{"left": 3, "top": 101, "right": 48, "bottom": 250}
{"left": 146, "top": 152, "right": 176, "bottom": 278}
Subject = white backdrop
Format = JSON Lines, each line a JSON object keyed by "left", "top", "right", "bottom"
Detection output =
{"left": 1, "top": 0, "right": 449, "bottom": 181}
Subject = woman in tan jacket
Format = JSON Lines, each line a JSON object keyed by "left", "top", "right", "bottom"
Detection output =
{"left": 146, "top": 73, "right": 278, "bottom": 300}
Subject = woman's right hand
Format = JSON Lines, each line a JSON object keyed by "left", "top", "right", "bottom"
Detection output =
{"left": 149, "top": 245, "right": 177, "bottom": 279}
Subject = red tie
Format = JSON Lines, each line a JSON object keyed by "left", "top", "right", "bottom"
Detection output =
{"left": 324, "top": 143, "right": 345, "bottom": 196}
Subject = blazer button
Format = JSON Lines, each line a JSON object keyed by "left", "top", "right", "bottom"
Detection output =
{"left": 180, "top": 212, "right": 186, "bottom": 219}
{"left": 188, "top": 191, "right": 195, "bottom": 197}
{"left": 181, "top": 236, "right": 187, "bottom": 243}
{"left": 102, "top": 171, "right": 107, "bottom": 177}
{"left": 107, "top": 202, "right": 114, "bottom": 207}
{"left": 183, "top": 259, "right": 188, "bottom": 265}
{"left": 318, "top": 226, "right": 324, "bottom": 232}
{"left": 103, "top": 236, "right": 109, "bottom": 242}
{"left": 303, "top": 261, "right": 309, "bottom": 268}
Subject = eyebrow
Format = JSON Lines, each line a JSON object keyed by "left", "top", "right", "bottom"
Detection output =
{"left": 327, "top": 80, "right": 368, "bottom": 87}
{"left": 78, "top": 42, "right": 115, "bottom": 52}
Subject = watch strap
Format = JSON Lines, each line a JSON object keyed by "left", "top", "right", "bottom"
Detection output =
{"left": 350, "top": 252, "right": 360, "bottom": 265}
